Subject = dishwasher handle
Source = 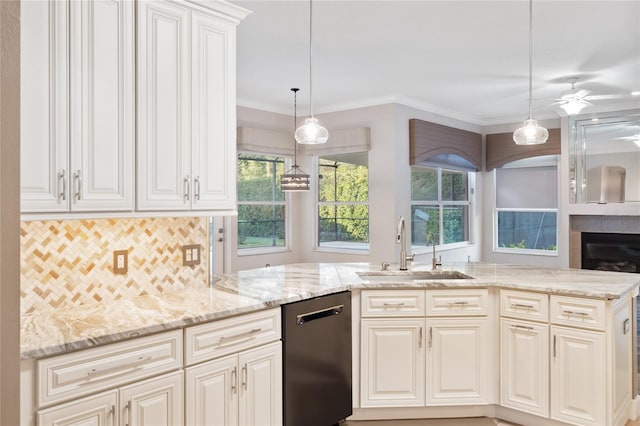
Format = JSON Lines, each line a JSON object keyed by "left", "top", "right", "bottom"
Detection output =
{"left": 296, "top": 304, "right": 344, "bottom": 325}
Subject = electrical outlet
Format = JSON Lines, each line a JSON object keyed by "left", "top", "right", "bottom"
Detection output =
{"left": 113, "top": 250, "right": 128, "bottom": 274}
{"left": 183, "top": 244, "right": 201, "bottom": 266}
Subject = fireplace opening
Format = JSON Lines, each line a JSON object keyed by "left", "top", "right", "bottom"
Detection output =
{"left": 581, "top": 232, "right": 640, "bottom": 273}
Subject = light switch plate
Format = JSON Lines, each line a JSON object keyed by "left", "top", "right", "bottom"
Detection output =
{"left": 113, "top": 250, "right": 128, "bottom": 274}
{"left": 183, "top": 244, "right": 201, "bottom": 266}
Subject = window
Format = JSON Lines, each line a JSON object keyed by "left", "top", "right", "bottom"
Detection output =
{"left": 411, "top": 166, "right": 470, "bottom": 247}
{"left": 317, "top": 153, "right": 369, "bottom": 250}
{"left": 495, "top": 160, "right": 558, "bottom": 254}
{"left": 237, "top": 153, "right": 286, "bottom": 251}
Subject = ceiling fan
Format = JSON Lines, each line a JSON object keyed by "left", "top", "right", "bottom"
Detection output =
{"left": 551, "top": 77, "right": 628, "bottom": 115}
{"left": 553, "top": 78, "right": 593, "bottom": 115}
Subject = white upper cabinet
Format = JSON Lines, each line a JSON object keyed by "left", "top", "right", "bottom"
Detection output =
{"left": 21, "top": 0, "right": 134, "bottom": 214}
{"left": 137, "top": 0, "right": 242, "bottom": 212}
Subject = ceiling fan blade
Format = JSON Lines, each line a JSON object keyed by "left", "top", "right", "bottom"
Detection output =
{"left": 585, "top": 94, "right": 627, "bottom": 100}
{"left": 573, "top": 89, "right": 591, "bottom": 99}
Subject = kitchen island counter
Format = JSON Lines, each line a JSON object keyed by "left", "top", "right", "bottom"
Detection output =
{"left": 21, "top": 262, "right": 640, "bottom": 359}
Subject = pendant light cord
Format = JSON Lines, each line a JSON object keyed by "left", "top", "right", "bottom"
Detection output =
{"left": 527, "top": 0, "right": 533, "bottom": 119}
{"left": 309, "top": 0, "right": 314, "bottom": 118}
{"left": 292, "top": 88, "right": 299, "bottom": 167}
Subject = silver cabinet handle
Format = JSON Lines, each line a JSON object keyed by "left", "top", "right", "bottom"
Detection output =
{"left": 87, "top": 355, "right": 152, "bottom": 378}
{"left": 553, "top": 335, "right": 557, "bottom": 358}
{"left": 194, "top": 176, "right": 201, "bottom": 200}
{"left": 110, "top": 404, "right": 115, "bottom": 419}
{"left": 512, "top": 324, "right": 534, "bottom": 331}
{"left": 419, "top": 327, "right": 423, "bottom": 349}
{"left": 241, "top": 365, "right": 247, "bottom": 390}
{"left": 511, "top": 303, "right": 535, "bottom": 309}
{"left": 73, "top": 170, "right": 82, "bottom": 201}
{"left": 184, "top": 175, "right": 190, "bottom": 201}
{"left": 448, "top": 301, "right": 469, "bottom": 306}
{"left": 218, "top": 328, "right": 262, "bottom": 345}
{"left": 231, "top": 366, "right": 237, "bottom": 394}
{"left": 58, "top": 169, "right": 67, "bottom": 201}
{"left": 563, "top": 310, "right": 589, "bottom": 317}
{"left": 383, "top": 302, "right": 405, "bottom": 308}
{"left": 124, "top": 400, "right": 132, "bottom": 426}
{"left": 428, "top": 327, "right": 433, "bottom": 349}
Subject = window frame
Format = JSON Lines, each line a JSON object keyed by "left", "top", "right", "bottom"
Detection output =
{"left": 410, "top": 165, "right": 472, "bottom": 252}
{"left": 492, "top": 158, "right": 559, "bottom": 257}
{"left": 236, "top": 152, "right": 291, "bottom": 255}
{"left": 314, "top": 153, "right": 370, "bottom": 254}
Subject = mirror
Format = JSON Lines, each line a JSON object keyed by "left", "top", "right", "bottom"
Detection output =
{"left": 570, "top": 110, "right": 640, "bottom": 203}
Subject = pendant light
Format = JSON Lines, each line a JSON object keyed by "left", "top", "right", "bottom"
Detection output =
{"left": 513, "top": 0, "right": 549, "bottom": 145}
{"left": 281, "top": 88, "right": 311, "bottom": 191}
{"left": 294, "top": 0, "right": 329, "bottom": 145}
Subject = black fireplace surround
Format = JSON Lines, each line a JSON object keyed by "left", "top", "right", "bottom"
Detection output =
{"left": 582, "top": 232, "right": 640, "bottom": 273}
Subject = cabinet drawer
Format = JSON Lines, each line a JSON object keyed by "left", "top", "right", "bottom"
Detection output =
{"left": 185, "top": 308, "right": 281, "bottom": 366}
{"left": 37, "top": 329, "right": 182, "bottom": 408}
{"left": 426, "top": 289, "right": 488, "bottom": 316}
{"left": 500, "top": 290, "right": 549, "bottom": 322}
{"left": 361, "top": 290, "right": 426, "bottom": 317}
{"left": 550, "top": 295, "right": 605, "bottom": 331}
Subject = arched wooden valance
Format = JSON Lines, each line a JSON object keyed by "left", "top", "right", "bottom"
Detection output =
{"left": 409, "top": 119, "right": 482, "bottom": 170}
{"left": 486, "top": 128, "right": 560, "bottom": 170}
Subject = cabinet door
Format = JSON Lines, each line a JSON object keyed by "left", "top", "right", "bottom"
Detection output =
{"left": 69, "top": 0, "right": 134, "bottom": 211}
{"left": 120, "top": 371, "right": 184, "bottom": 426}
{"left": 20, "top": 0, "right": 69, "bottom": 213}
{"left": 550, "top": 326, "right": 605, "bottom": 426}
{"left": 185, "top": 354, "right": 238, "bottom": 426}
{"left": 238, "top": 342, "right": 283, "bottom": 426}
{"left": 500, "top": 318, "right": 549, "bottom": 417}
{"left": 191, "top": 11, "right": 237, "bottom": 211}
{"left": 426, "top": 318, "right": 488, "bottom": 405}
{"left": 137, "top": 0, "right": 191, "bottom": 210}
{"left": 37, "top": 390, "right": 117, "bottom": 426}
{"left": 361, "top": 319, "right": 425, "bottom": 407}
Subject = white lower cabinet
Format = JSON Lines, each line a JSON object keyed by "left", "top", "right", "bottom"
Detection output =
{"left": 550, "top": 326, "right": 605, "bottom": 426}
{"left": 37, "top": 390, "right": 117, "bottom": 426}
{"left": 360, "top": 289, "right": 489, "bottom": 408}
{"left": 360, "top": 319, "right": 425, "bottom": 407}
{"left": 500, "top": 318, "right": 549, "bottom": 417}
{"left": 37, "top": 371, "right": 183, "bottom": 426}
{"left": 426, "top": 318, "right": 488, "bottom": 405}
{"left": 119, "top": 371, "right": 184, "bottom": 426}
{"left": 185, "top": 341, "right": 282, "bottom": 426}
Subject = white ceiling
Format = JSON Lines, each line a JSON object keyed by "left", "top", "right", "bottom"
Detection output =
{"left": 230, "top": 0, "right": 640, "bottom": 126}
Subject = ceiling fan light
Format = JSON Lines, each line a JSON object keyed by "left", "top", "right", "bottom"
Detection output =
{"left": 513, "top": 118, "right": 549, "bottom": 145}
{"left": 560, "top": 99, "right": 588, "bottom": 115}
{"left": 295, "top": 117, "right": 329, "bottom": 144}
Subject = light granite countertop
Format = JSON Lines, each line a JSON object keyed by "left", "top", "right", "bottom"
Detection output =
{"left": 20, "top": 262, "right": 640, "bottom": 360}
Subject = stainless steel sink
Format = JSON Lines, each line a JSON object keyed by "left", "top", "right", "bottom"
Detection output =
{"left": 356, "top": 270, "right": 473, "bottom": 281}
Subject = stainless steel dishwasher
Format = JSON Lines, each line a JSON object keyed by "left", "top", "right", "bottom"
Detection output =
{"left": 281, "top": 291, "right": 352, "bottom": 426}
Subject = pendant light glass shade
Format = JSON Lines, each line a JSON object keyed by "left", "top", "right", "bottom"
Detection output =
{"left": 513, "top": 118, "right": 549, "bottom": 145}
{"left": 281, "top": 88, "right": 311, "bottom": 192}
{"left": 295, "top": 0, "right": 328, "bottom": 145}
{"left": 295, "top": 117, "right": 329, "bottom": 144}
{"left": 513, "top": 0, "right": 548, "bottom": 145}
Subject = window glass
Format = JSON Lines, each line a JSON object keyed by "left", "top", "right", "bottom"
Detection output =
{"left": 237, "top": 154, "right": 287, "bottom": 250}
{"left": 411, "top": 167, "right": 438, "bottom": 201}
{"left": 495, "top": 163, "right": 558, "bottom": 253}
{"left": 318, "top": 153, "right": 369, "bottom": 250}
{"left": 411, "top": 165, "right": 471, "bottom": 247}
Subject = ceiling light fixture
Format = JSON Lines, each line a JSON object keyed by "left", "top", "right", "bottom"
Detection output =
{"left": 560, "top": 98, "right": 589, "bottom": 115}
{"left": 281, "top": 88, "right": 311, "bottom": 192}
{"left": 559, "top": 78, "right": 590, "bottom": 115}
{"left": 294, "top": 0, "right": 328, "bottom": 145}
{"left": 513, "top": 0, "right": 548, "bottom": 145}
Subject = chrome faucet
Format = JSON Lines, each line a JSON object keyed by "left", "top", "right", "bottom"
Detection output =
{"left": 427, "top": 232, "right": 442, "bottom": 270}
{"left": 397, "top": 216, "right": 415, "bottom": 270}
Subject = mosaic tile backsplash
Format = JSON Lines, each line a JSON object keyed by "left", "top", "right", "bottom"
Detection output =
{"left": 21, "top": 217, "right": 209, "bottom": 315}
